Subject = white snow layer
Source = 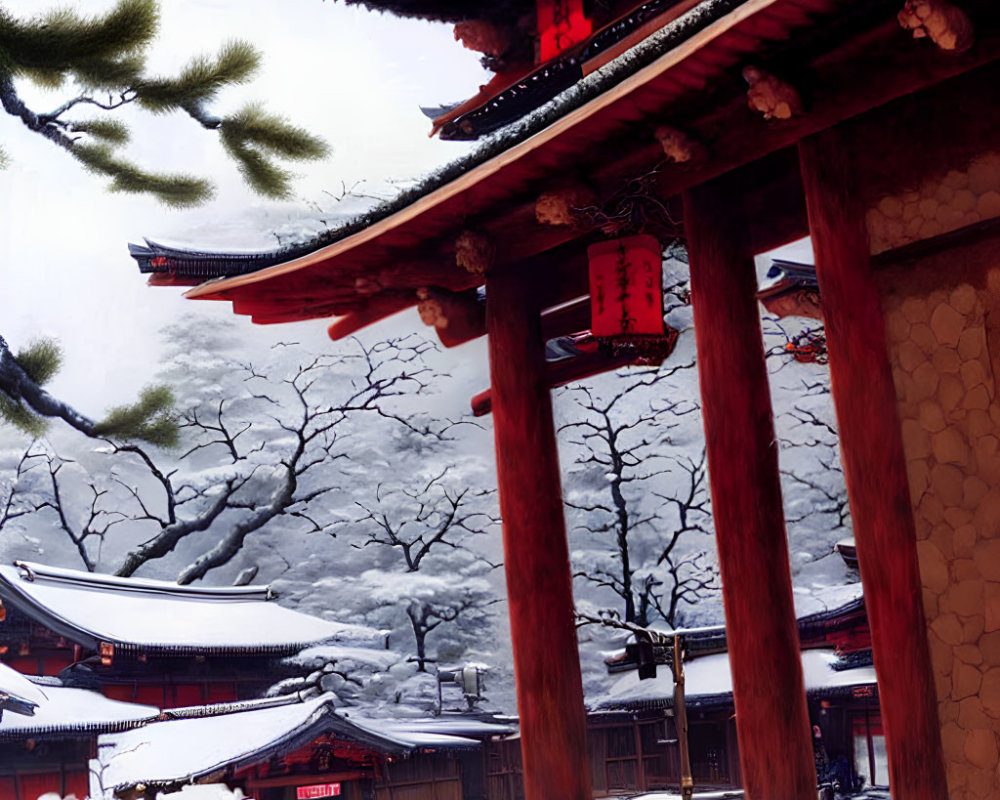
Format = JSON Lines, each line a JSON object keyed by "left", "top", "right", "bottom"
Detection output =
{"left": 158, "top": 787, "right": 246, "bottom": 800}
{"left": 593, "top": 649, "right": 876, "bottom": 710}
{"left": 0, "top": 683, "right": 157, "bottom": 735}
{"left": 0, "top": 661, "right": 48, "bottom": 711}
{"left": 94, "top": 695, "right": 335, "bottom": 795}
{"left": 603, "top": 792, "right": 743, "bottom": 800}
{"left": 92, "top": 694, "right": 481, "bottom": 795}
{"left": 0, "top": 562, "right": 377, "bottom": 651}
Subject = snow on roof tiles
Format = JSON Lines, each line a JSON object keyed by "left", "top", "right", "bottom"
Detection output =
{"left": 0, "top": 562, "right": 381, "bottom": 655}
{"left": 350, "top": 715, "right": 515, "bottom": 740}
{"left": 0, "top": 662, "right": 48, "bottom": 717}
{"left": 593, "top": 649, "right": 877, "bottom": 711}
{"left": 92, "top": 694, "right": 480, "bottom": 795}
{"left": 0, "top": 682, "right": 157, "bottom": 738}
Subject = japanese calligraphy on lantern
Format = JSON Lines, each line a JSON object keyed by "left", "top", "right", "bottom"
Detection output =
{"left": 587, "top": 234, "right": 664, "bottom": 337}
{"left": 537, "top": 0, "right": 592, "bottom": 61}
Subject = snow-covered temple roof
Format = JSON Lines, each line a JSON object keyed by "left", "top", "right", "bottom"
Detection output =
{"left": 0, "top": 561, "right": 382, "bottom": 656}
{"left": 131, "top": 0, "right": 856, "bottom": 336}
{"left": 0, "top": 661, "right": 48, "bottom": 718}
{"left": 0, "top": 679, "right": 157, "bottom": 739}
{"left": 593, "top": 648, "right": 878, "bottom": 712}
{"left": 92, "top": 693, "right": 486, "bottom": 796}
{"left": 341, "top": 0, "right": 531, "bottom": 23}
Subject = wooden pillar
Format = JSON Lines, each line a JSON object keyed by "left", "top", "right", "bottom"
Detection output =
{"left": 798, "top": 128, "right": 948, "bottom": 800}
{"left": 684, "top": 177, "right": 816, "bottom": 800}
{"left": 485, "top": 263, "right": 592, "bottom": 800}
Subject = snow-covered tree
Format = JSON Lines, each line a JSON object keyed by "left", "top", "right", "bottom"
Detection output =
{"left": 559, "top": 362, "right": 718, "bottom": 628}
{"left": 0, "top": 329, "right": 444, "bottom": 583}
{"left": 763, "top": 315, "right": 855, "bottom": 587}
{"left": 345, "top": 466, "right": 500, "bottom": 671}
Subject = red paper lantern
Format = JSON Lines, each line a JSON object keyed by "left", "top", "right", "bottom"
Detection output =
{"left": 537, "top": 0, "right": 592, "bottom": 62}
{"left": 587, "top": 234, "right": 664, "bottom": 338}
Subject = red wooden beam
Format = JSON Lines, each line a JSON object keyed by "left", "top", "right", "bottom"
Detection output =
{"left": 485, "top": 262, "right": 591, "bottom": 800}
{"left": 470, "top": 345, "right": 633, "bottom": 416}
{"left": 327, "top": 296, "right": 416, "bottom": 340}
{"left": 684, "top": 175, "right": 815, "bottom": 800}
{"left": 798, "top": 127, "right": 948, "bottom": 800}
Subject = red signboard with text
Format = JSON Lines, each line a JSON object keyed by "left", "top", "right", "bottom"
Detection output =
{"left": 296, "top": 783, "right": 341, "bottom": 799}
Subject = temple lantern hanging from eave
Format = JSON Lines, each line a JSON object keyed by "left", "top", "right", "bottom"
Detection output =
{"left": 588, "top": 234, "right": 664, "bottom": 338}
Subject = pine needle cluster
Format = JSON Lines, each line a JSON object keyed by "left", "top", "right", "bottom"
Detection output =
{"left": 94, "top": 384, "right": 178, "bottom": 447}
{"left": 0, "top": 337, "right": 178, "bottom": 446}
{"left": 0, "top": 0, "right": 328, "bottom": 205}
{"left": 0, "top": 338, "right": 65, "bottom": 437}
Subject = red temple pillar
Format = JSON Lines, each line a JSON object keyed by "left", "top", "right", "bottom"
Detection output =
{"left": 798, "top": 129, "right": 948, "bottom": 799}
{"left": 485, "top": 263, "right": 592, "bottom": 800}
{"left": 684, "top": 177, "right": 817, "bottom": 800}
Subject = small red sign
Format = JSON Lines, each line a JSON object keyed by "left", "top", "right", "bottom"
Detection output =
{"left": 296, "top": 783, "right": 341, "bottom": 799}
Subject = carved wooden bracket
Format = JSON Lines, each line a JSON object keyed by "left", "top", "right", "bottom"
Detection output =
{"left": 897, "top": 0, "right": 973, "bottom": 53}
{"left": 742, "top": 66, "right": 803, "bottom": 121}
{"left": 416, "top": 286, "right": 486, "bottom": 348}
{"left": 453, "top": 20, "right": 513, "bottom": 57}
{"left": 354, "top": 275, "right": 382, "bottom": 296}
{"left": 654, "top": 125, "right": 705, "bottom": 164}
{"left": 455, "top": 230, "right": 495, "bottom": 274}
{"left": 535, "top": 183, "right": 598, "bottom": 227}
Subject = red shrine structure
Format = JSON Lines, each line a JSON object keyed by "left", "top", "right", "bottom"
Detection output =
{"left": 132, "top": 1, "right": 1000, "bottom": 798}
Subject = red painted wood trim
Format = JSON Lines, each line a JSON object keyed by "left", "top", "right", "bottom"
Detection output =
{"left": 798, "top": 128, "right": 948, "bottom": 800}
{"left": 471, "top": 348, "right": 633, "bottom": 416}
{"left": 485, "top": 264, "right": 591, "bottom": 800}
{"left": 684, "top": 177, "right": 816, "bottom": 800}
{"left": 326, "top": 297, "right": 415, "bottom": 341}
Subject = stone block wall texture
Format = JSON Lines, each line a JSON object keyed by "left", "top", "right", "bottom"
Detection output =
{"left": 881, "top": 234, "right": 1000, "bottom": 800}
{"left": 866, "top": 151, "right": 1000, "bottom": 255}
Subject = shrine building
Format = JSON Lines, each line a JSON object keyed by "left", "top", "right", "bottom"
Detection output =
{"left": 131, "top": 1, "right": 1000, "bottom": 798}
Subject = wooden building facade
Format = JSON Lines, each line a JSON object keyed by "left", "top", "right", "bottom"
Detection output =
{"left": 132, "top": 1, "right": 1000, "bottom": 798}
{"left": 0, "top": 561, "right": 389, "bottom": 799}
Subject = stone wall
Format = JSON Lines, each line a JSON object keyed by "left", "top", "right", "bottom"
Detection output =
{"left": 881, "top": 235, "right": 1000, "bottom": 799}
{"left": 867, "top": 152, "right": 1000, "bottom": 256}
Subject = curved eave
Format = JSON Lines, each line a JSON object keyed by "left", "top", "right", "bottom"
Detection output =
{"left": 0, "top": 581, "right": 342, "bottom": 658}
{"left": 184, "top": 0, "right": 799, "bottom": 306}
{"left": 182, "top": 0, "right": 999, "bottom": 334}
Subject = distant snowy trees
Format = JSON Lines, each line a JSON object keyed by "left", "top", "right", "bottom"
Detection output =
{"left": 559, "top": 360, "right": 718, "bottom": 629}
{"left": 763, "top": 316, "right": 854, "bottom": 582}
{"left": 347, "top": 467, "right": 500, "bottom": 670}
{"left": 0, "top": 320, "right": 505, "bottom": 686}
{"left": 0, "top": 324, "right": 444, "bottom": 584}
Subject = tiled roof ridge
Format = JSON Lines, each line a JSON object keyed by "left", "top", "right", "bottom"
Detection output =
{"left": 11, "top": 561, "right": 273, "bottom": 602}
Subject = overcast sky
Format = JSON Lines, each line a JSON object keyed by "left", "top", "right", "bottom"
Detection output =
{"left": 1, "top": 0, "right": 488, "bottom": 414}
